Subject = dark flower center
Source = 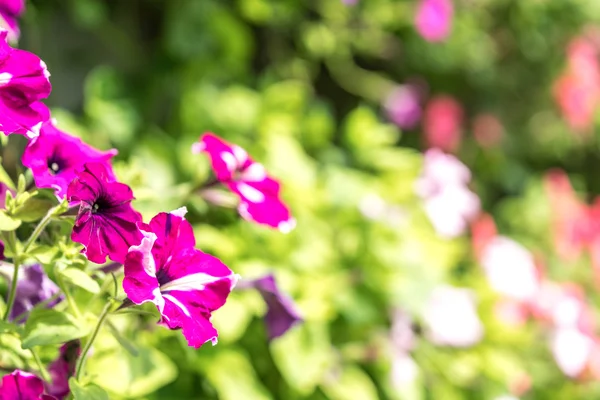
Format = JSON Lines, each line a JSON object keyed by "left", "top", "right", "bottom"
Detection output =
{"left": 47, "top": 155, "right": 64, "bottom": 175}
{"left": 156, "top": 269, "right": 170, "bottom": 287}
{"left": 91, "top": 195, "right": 111, "bottom": 214}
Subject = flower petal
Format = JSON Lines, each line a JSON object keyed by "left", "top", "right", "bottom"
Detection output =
{"left": 123, "top": 231, "right": 163, "bottom": 309}
{"left": 0, "top": 370, "right": 54, "bottom": 400}
{"left": 22, "top": 121, "right": 117, "bottom": 199}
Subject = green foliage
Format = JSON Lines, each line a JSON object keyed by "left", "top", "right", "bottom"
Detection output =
{"left": 69, "top": 378, "right": 110, "bottom": 400}
{"left": 21, "top": 309, "right": 88, "bottom": 349}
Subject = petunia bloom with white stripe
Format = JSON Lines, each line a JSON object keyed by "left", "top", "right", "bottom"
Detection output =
{"left": 122, "top": 208, "right": 238, "bottom": 348}
{"left": 193, "top": 133, "right": 296, "bottom": 233}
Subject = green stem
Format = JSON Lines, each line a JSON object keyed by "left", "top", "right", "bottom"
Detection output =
{"left": 30, "top": 349, "right": 50, "bottom": 382}
{"left": 75, "top": 302, "right": 112, "bottom": 381}
{"left": 55, "top": 269, "right": 82, "bottom": 320}
{"left": 22, "top": 205, "right": 59, "bottom": 253}
{"left": 325, "top": 56, "right": 396, "bottom": 102}
{"left": 3, "top": 238, "right": 19, "bottom": 321}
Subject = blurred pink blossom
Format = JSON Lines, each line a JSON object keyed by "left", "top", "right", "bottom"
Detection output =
{"left": 416, "top": 149, "right": 480, "bottom": 238}
{"left": 415, "top": 0, "right": 453, "bottom": 42}
{"left": 472, "top": 113, "right": 504, "bottom": 149}
{"left": 390, "top": 309, "right": 418, "bottom": 388}
{"left": 551, "top": 327, "right": 594, "bottom": 378}
{"left": 553, "top": 36, "right": 600, "bottom": 134}
{"left": 423, "top": 286, "right": 484, "bottom": 347}
{"left": 481, "top": 237, "right": 540, "bottom": 302}
{"left": 384, "top": 84, "right": 422, "bottom": 129}
{"left": 494, "top": 299, "right": 529, "bottom": 327}
{"left": 470, "top": 213, "right": 497, "bottom": 260}
{"left": 423, "top": 95, "right": 463, "bottom": 152}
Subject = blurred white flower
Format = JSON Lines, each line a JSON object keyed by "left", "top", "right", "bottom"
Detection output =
{"left": 551, "top": 327, "right": 593, "bottom": 378}
{"left": 416, "top": 149, "right": 480, "bottom": 238}
{"left": 481, "top": 237, "right": 539, "bottom": 301}
{"left": 391, "top": 353, "right": 419, "bottom": 388}
{"left": 423, "top": 286, "right": 484, "bottom": 347}
{"left": 493, "top": 396, "right": 519, "bottom": 400}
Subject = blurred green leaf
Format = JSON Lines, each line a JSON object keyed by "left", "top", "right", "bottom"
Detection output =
{"left": 22, "top": 309, "right": 88, "bottom": 349}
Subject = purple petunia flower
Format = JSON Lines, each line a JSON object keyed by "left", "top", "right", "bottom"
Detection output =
{"left": 0, "top": 370, "right": 57, "bottom": 400}
{"left": 22, "top": 121, "right": 117, "bottom": 199}
{"left": 123, "top": 208, "right": 238, "bottom": 348}
{"left": 192, "top": 133, "right": 296, "bottom": 233}
{"left": 0, "top": 30, "right": 51, "bottom": 138}
{"left": 0, "top": 263, "right": 62, "bottom": 321}
{"left": 67, "top": 162, "right": 143, "bottom": 264}
{"left": 240, "top": 274, "right": 303, "bottom": 340}
{"left": 0, "top": 0, "right": 24, "bottom": 41}
{"left": 45, "top": 340, "right": 80, "bottom": 400}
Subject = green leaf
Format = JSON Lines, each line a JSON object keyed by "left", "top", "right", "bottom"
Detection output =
{"left": 270, "top": 323, "right": 334, "bottom": 395}
{"left": 22, "top": 309, "right": 88, "bottom": 349}
{"left": 203, "top": 350, "right": 272, "bottom": 400}
{"left": 0, "top": 210, "right": 21, "bottom": 231}
{"left": 0, "top": 158, "right": 14, "bottom": 190}
{"left": 69, "top": 378, "right": 109, "bottom": 400}
{"left": 321, "top": 366, "right": 379, "bottom": 400}
{"left": 86, "top": 344, "right": 177, "bottom": 398}
{"left": 16, "top": 174, "right": 26, "bottom": 195}
{"left": 12, "top": 198, "right": 54, "bottom": 222}
{"left": 27, "top": 245, "right": 59, "bottom": 264}
{"left": 0, "top": 320, "right": 19, "bottom": 334}
{"left": 106, "top": 321, "right": 138, "bottom": 356}
{"left": 60, "top": 268, "right": 101, "bottom": 294}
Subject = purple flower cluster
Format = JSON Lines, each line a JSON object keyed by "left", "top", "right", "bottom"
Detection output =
{"left": 0, "top": 4, "right": 301, "bottom": 395}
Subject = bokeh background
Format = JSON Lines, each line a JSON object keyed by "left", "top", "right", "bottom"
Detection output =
{"left": 10, "top": 0, "right": 600, "bottom": 398}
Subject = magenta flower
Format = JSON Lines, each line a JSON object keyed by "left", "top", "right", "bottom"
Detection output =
{"left": 0, "top": 263, "right": 62, "bottom": 322}
{"left": 192, "top": 133, "right": 295, "bottom": 233}
{"left": 45, "top": 341, "right": 80, "bottom": 399}
{"left": 123, "top": 208, "right": 238, "bottom": 348}
{"left": 0, "top": 0, "right": 24, "bottom": 41}
{"left": 0, "top": 370, "right": 57, "bottom": 400}
{"left": 239, "top": 274, "right": 303, "bottom": 340}
{"left": 415, "top": 0, "right": 453, "bottom": 42}
{"left": 22, "top": 122, "right": 117, "bottom": 199}
{"left": 67, "top": 162, "right": 143, "bottom": 264}
{"left": 0, "top": 30, "right": 51, "bottom": 137}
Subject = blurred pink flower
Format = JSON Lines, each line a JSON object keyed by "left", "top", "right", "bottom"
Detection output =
{"left": 0, "top": 0, "right": 24, "bottom": 41}
{"left": 423, "top": 95, "right": 463, "bottom": 152}
{"left": 551, "top": 327, "right": 594, "bottom": 378}
{"left": 423, "top": 286, "right": 483, "bottom": 347}
{"left": 553, "top": 36, "right": 600, "bottom": 134}
{"left": 470, "top": 213, "right": 497, "bottom": 260}
{"left": 388, "top": 309, "right": 419, "bottom": 388}
{"left": 544, "top": 169, "right": 600, "bottom": 286}
{"left": 472, "top": 113, "right": 504, "bottom": 149}
{"left": 384, "top": 85, "right": 422, "bottom": 129}
{"left": 494, "top": 299, "right": 529, "bottom": 327}
{"left": 481, "top": 237, "right": 540, "bottom": 302}
{"left": 415, "top": 0, "right": 453, "bottom": 42}
{"left": 416, "top": 149, "right": 480, "bottom": 238}
{"left": 544, "top": 169, "right": 589, "bottom": 261}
